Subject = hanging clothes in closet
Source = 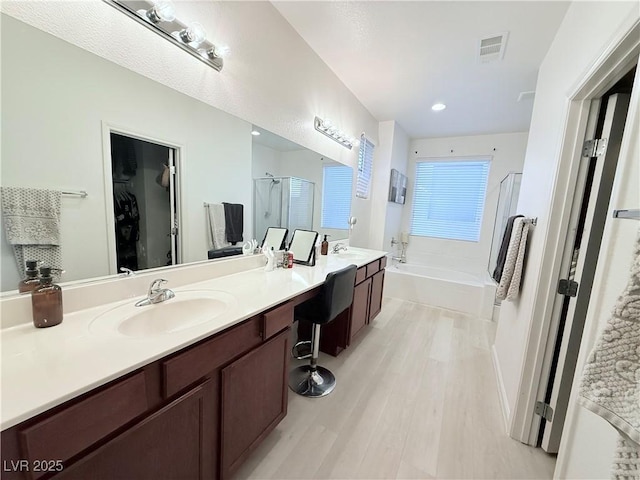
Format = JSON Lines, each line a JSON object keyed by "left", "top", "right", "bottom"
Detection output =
{"left": 113, "top": 183, "right": 140, "bottom": 270}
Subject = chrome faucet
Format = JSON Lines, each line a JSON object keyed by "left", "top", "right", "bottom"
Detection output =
{"left": 119, "top": 267, "right": 135, "bottom": 276}
{"left": 135, "top": 278, "right": 175, "bottom": 307}
{"left": 332, "top": 243, "right": 348, "bottom": 254}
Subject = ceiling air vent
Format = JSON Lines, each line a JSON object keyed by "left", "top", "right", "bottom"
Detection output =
{"left": 478, "top": 32, "right": 509, "bottom": 63}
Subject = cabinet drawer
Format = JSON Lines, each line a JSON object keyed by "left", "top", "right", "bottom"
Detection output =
{"left": 380, "top": 256, "right": 387, "bottom": 269}
{"left": 163, "top": 317, "right": 261, "bottom": 398}
{"left": 19, "top": 373, "right": 147, "bottom": 472}
{"left": 355, "top": 267, "right": 367, "bottom": 285}
{"left": 262, "top": 302, "right": 293, "bottom": 340}
{"left": 366, "top": 260, "right": 380, "bottom": 278}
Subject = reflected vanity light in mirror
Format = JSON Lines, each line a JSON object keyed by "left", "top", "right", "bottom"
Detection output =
{"left": 105, "top": 0, "right": 225, "bottom": 71}
{"left": 289, "top": 230, "right": 319, "bottom": 266}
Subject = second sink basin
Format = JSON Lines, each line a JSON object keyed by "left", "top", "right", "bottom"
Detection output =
{"left": 331, "top": 252, "right": 365, "bottom": 260}
{"left": 89, "top": 290, "right": 237, "bottom": 338}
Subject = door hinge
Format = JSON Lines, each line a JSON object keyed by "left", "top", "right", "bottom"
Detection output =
{"left": 169, "top": 165, "right": 176, "bottom": 175}
{"left": 535, "top": 401, "right": 554, "bottom": 421}
{"left": 582, "top": 138, "right": 607, "bottom": 158}
{"left": 171, "top": 226, "right": 178, "bottom": 236}
{"left": 558, "top": 279, "right": 579, "bottom": 297}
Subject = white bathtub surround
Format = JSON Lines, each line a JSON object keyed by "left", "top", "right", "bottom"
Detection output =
{"left": 496, "top": 218, "right": 531, "bottom": 301}
{"left": 384, "top": 262, "right": 496, "bottom": 319}
{"left": 0, "top": 247, "right": 386, "bottom": 430}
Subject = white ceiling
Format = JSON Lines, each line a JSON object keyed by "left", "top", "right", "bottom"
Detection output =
{"left": 273, "top": 1, "right": 570, "bottom": 139}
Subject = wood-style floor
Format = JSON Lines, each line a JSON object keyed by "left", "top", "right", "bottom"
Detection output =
{"left": 234, "top": 297, "right": 556, "bottom": 479}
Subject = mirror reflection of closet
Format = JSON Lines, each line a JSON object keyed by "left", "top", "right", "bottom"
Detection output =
{"left": 110, "top": 133, "right": 179, "bottom": 272}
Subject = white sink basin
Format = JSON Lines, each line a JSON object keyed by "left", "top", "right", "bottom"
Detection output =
{"left": 89, "top": 290, "right": 236, "bottom": 338}
{"left": 330, "top": 252, "right": 365, "bottom": 260}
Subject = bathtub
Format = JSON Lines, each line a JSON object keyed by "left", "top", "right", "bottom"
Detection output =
{"left": 384, "top": 262, "right": 497, "bottom": 319}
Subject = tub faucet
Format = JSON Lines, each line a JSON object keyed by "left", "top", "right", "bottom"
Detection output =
{"left": 119, "top": 267, "right": 135, "bottom": 276}
{"left": 135, "top": 278, "right": 175, "bottom": 307}
{"left": 332, "top": 243, "right": 348, "bottom": 253}
{"left": 391, "top": 255, "right": 407, "bottom": 264}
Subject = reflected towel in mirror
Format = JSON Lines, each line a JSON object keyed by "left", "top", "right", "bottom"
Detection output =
{"left": 205, "top": 203, "right": 230, "bottom": 250}
{"left": 1, "top": 186, "right": 62, "bottom": 278}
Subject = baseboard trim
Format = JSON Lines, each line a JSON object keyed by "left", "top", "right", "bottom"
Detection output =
{"left": 491, "top": 344, "right": 510, "bottom": 433}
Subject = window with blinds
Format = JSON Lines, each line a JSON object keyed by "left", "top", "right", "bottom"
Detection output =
{"left": 321, "top": 165, "right": 353, "bottom": 229}
{"left": 356, "top": 136, "right": 374, "bottom": 199}
{"left": 410, "top": 159, "right": 490, "bottom": 242}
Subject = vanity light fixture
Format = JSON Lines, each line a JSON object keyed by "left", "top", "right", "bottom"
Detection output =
{"left": 314, "top": 116, "right": 357, "bottom": 150}
{"left": 104, "top": 0, "right": 226, "bottom": 72}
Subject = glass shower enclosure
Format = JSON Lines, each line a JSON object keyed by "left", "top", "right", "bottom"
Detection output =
{"left": 254, "top": 176, "right": 315, "bottom": 245}
{"left": 488, "top": 172, "right": 522, "bottom": 277}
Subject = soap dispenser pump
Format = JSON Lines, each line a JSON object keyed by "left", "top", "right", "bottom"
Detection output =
{"left": 31, "top": 266, "right": 63, "bottom": 328}
{"left": 321, "top": 234, "right": 330, "bottom": 255}
{"left": 19, "top": 260, "right": 40, "bottom": 293}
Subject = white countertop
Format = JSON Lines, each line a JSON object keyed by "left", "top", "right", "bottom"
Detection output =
{"left": 0, "top": 247, "right": 386, "bottom": 430}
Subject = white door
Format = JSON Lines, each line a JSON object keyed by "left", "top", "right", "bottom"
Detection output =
{"left": 540, "top": 92, "right": 632, "bottom": 452}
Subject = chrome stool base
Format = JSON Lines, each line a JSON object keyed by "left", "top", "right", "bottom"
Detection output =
{"left": 291, "top": 340, "right": 312, "bottom": 360}
{"left": 288, "top": 365, "right": 336, "bottom": 398}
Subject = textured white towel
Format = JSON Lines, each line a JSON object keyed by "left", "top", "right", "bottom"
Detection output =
{"left": 579, "top": 230, "right": 640, "bottom": 480}
{"left": 205, "top": 203, "right": 230, "bottom": 250}
{"left": 496, "top": 218, "right": 530, "bottom": 301}
{"left": 1, "top": 187, "right": 62, "bottom": 276}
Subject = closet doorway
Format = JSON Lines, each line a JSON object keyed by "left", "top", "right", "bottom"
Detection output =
{"left": 108, "top": 131, "right": 180, "bottom": 273}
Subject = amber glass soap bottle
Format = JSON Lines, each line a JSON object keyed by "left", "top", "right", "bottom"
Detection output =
{"left": 31, "top": 266, "right": 63, "bottom": 328}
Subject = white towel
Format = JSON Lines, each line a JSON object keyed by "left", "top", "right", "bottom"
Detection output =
{"left": 205, "top": 203, "right": 230, "bottom": 250}
{"left": 496, "top": 217, "right": 530, "bottom": 301}
{"left": 1, "top": 187, "right": 62, "bottom": 277}
{"left": 579, "top": 230, "right": 640, "bottom": 479}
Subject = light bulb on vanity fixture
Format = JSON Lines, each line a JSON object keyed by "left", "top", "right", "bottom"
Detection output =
{"left": 143, "top": 0, "right": 175, "bottom": 23}
{"left": 105, "top": 0, "right": 226, "bottom": 72}
{"left": 314, "top": 116, "right": 356, "bottom": 149}
{"left": 431, "top": 103, "right": 447, "bottom": 111}
{"left": 177, "top": 22, "right": 207, "bottom": 46}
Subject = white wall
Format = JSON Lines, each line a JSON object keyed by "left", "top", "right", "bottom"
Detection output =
{"left": 0, "top": 15, "right": 252, "bottom": 290}
{"left": 400, "top": 132, "right": 528, "bottom": 275}
{"left": 369, "top": 121, "right": 410, "bottom": 252}
{"left": 490, "top": 2, "right": 639, "bottom": 475}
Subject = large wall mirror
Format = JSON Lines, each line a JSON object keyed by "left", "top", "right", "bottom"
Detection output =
{"left": 0, "top": 14, "right": 353, "bottom": 293}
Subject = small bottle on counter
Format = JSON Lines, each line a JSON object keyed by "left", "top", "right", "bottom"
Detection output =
{"left": 287, "top": 249, "right": 294, "bottom": 268}
{"left": 31, "top": 266, "right": 63, "bottom": 328}
{"left": 18, "top": 260, "right": 40, "bottom": 293}
{"left": 321, "top": 234, "right": 330, "bottom": 255}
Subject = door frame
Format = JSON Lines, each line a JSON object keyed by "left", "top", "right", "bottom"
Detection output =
{"left": 101, "top": 121, "right": 185, "bottom": 274}
{"left": 508, "top": 18, "right": 640, "bottom": 446}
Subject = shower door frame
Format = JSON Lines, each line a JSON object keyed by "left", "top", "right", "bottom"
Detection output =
{"left": 102, "top": 121, "right": 184, "bottom": 275}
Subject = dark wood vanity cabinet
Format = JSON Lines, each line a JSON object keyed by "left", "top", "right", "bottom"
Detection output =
{"left": 1, "top": 301, "right": 294, "bottom": 480}
{"left": 220, "top": 329, "right": 289, "bottom": 479}
{"left": 53, "top": 380, "right": 216, "bottom": 480}
{"left": 350, "top": 277, "right": 371, "bottom": 342}
{"left": 310, "top": 256, "right": 387, "bottom": 356}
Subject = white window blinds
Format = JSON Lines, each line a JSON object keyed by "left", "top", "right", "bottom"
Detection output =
{"left": 410, "top": 159, "right": 490, "bottom": 242}
{"left": 321, "top": 165, "right": 353, "bottom": 229}
{"left": 356, "top": 136, "right": 374, "bottom": 199}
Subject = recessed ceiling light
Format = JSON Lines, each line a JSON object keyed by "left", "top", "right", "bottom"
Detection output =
{"left": 432, "top": 103, "right": 446, "bottom": 111}
{"left": 251, "top": 130, "right": 261, "bottom": 136}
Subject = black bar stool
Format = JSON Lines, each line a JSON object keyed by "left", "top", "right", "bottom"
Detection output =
{"left": 289, "top": 264, "right": 357, "bottom": 397}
